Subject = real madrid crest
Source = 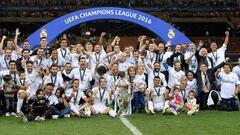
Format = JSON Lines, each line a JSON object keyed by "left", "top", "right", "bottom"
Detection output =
{"left": 40, "top": 29, "right": 47, "bottom": 38}
{"left": 168, "top": 29, "right": 175, "bottom": 39}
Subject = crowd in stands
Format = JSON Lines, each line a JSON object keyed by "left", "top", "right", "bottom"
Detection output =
{"left": 0, "top": 28, "right": 239, "bottom": 123}
{"left": 1, "top": 0, "right": 240, "bottom": 10}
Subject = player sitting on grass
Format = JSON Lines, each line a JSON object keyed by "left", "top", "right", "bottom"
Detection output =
{"left": 147, "top": 76, "right": 168, "bottom": 114}
{"left": 91, "top": 77, "right": 116, "bottom": 117}
{"left": 66, "top": 79, "right": 87, "bottom": 117}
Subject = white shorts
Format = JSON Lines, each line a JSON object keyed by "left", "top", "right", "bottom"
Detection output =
{"left": 70, "top": 103, "right": 81, "bottom": 115}
{"left": 93, "top": 102, "right": 107, "bottom": 114}
{"left": 153, "top": 102, "right": 165, "bottom": 112}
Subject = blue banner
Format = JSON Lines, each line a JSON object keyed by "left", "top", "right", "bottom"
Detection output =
{"left": 27, "top": 7, "right": 191, "bottom": 49}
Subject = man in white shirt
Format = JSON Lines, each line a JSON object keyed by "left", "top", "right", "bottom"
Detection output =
{"left": 208, "top": 31, "right": 229, "bottom": 67}
{"left": 69, "top": 57, "right": 93, "bottom": 92}
{"left": 29, "top": 48, "right": 48, "bottom": 70}
{"left": 44, "top": 83, "right": 59, "bottom": 107}
{"left": 25, "top": 61, "right": 43, "bottom": 97}
{"left": 65, "top": 79, "right": 87, "bottom": 116}
{"left": 47, "top": 49, "right": 66, "bottom": 69}
{"left": 0, "top": 60, "right": 20, "bottom": 85}
{"left": 185, "top": 43, "right": 198, "bottom": 73}
{"left": 216, "top": 63, "right": 240, "bottom": 111}
{"left": 146, "top": 62, "right": 167, "bottom": 88}
{"left": 90, "top": 44, "right": 107, "bottom": 73}
{"left": 43, "top": 64, "right": 64, "bottom": 93}
{"left": 43, "top": 83, "right": 59, "bottom": 119}
{"left": 148, "top": 76, "right": 168, "bottom": 112}
{"left": 115, "top": 52, "right": 129, "bottom": 72}
{"left": 163, "top": 62, "right": 185, "bottom": 90}
{"left": 128, "top": 50, "right": 143, "bottom": 67}
{"left": 156, "top": 43, "right": 172, "bottom": 71}
{"left": 57, "top": 38, "right": 71, "bottom": 62}
{"left": 0, "top": 49, "right": 17, "bottom": 71}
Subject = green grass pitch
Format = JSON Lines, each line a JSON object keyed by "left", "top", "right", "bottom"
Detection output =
{"left": 0, "top": 111, "right": 240, "bottom": 135}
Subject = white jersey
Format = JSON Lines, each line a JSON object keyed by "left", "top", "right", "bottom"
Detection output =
{"left": 0, "top": 56, "right": 12, "bottom": 71}
{"left": 69, "top": 67, "right": 92, "bottom": 91}
{"left": 0, "top": 70, "right": 20, "bottom": 85}
{"left": 186, "top": 79, "right": 197, "bottom": 94}
{"left": 187, "top": 98, "right": 197, "bottom": 106}
{"left": 146, "top": 50, "right": 156, "bottom": 65}
{"left": 218, "top": 72, "right": 239, "bottom": 99}
{"left": 208, "top": 44, "right": 227, "bottom": 67}
{"left": 43, "top": 71, "right": 64, "bottom": 93}
{"left": 92, "top": 87, "right": 110, "bottom": 103}
{"left": 149, "top": 86, "right": 166, "bottom": 103}
{"left": 184, "top": 51, "right": 198, "bottom": 72}
{"left": 46, "top": 57, "right": 66, "bottom": 68}
{"left": 29, "top": 55, "right": 48, "bottom": 69}
{"left": 45, "top": 94, "right": 59, "bottom": 106}
{"left": 57, "top": 48, "right": 71, "bottom": 62}
{"left": 167, "top": 67, "right": 185, "bottom": 89}
{"left": 118, "top": 62, "right": 129, "bottom": 72}
{"left": 146, "top": 67, "right": 167, "bottom": 88}
{"left": 90, "top": 51, "right": 106, "bottom": 73}
{"left": 232, "top": 65, "right": 240, "bottom": 81}
{"left": 66, "top": 88, "right": 86, "bottom": 104}
{"left": 25, "top": 70, "right": 42, "bottom": 97}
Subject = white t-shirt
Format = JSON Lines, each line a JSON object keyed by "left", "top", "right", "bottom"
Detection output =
{"left": 46, "top": 57, "right": 66, "bottom": 68}
{"left": 146, "top": 67, "right": 167, "bottom": 88}
{"left": 184, "top": 51, "right": 198, "bottom": 72}
{"left": 92, "top": 86, "right": 110, "bottom": 103}
{"left": 149, "top": 86, "right": 166, "bottom": 103}
{"left": 0, "top": 56, "right": 12, "bottom": 71}
{"left": 167, "top": 67, "right": 185, "bottom": 89}
{"left": 66, "top": 88, "right": 86, "bottom": 104}
{"left": 118, "top": 61, "right": 129, "bottom": 72}
{"left": 69, "top": 67, "right": 92, "bottom": 91}
{"left": 57, "top": 48, "right": 71, "bottom": 62}
{"left": 29, "top": 55, "right": 48, "bottom": 69}
{"left": 186, "top": 79, "right": 197, "bottom": 94}
{"left": 25, "top": 70, "right": 42, "bottom": 97}
{"left": 43, "top": 71, "right": 64, "bottom": 93}
{"left": 232, "top": 65, "right": 240, "bottom": 81}
{"left": 208, "top": 44, "right": 227, "bottom": 67}
{"left": 45, "top": 93, "right": 59, "bottom": 106}
{"left": 218, "top": 72, "right": 239, "bottom": 99}
{"left": 0, "top": 70, "right": 20, "bottom": 85}
{"left": 146, "top": 50, "right": 156, "bottom": 65}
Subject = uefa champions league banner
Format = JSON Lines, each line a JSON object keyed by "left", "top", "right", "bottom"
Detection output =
{"left": 27, "top": 7, "right": 191, "bottom": 49}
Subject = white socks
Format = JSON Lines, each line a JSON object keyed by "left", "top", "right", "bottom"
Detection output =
{"left": 109, "top": 110, "right": 116, "bottom": 117}
{"left": 17, "top": 99, "right": 23, "bottom": 113}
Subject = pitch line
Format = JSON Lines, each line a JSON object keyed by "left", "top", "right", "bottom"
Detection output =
{"left": 120, "top": 117, "right": 144, "bottom": 135}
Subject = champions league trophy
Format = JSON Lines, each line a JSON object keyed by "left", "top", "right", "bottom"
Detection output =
{"left": 40, "top": 29, "right": 47, "bottom": 38}
{"left": 96, "top": 63, "right": 109, "bottom": 76}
